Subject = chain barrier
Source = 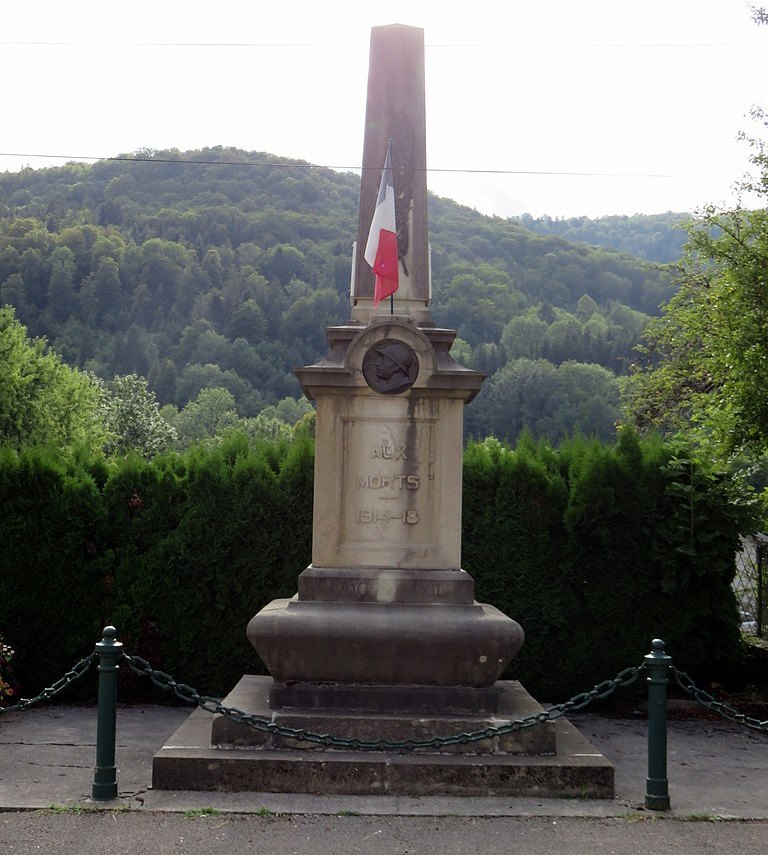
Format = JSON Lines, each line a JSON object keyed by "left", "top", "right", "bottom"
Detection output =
{"left": 672, "top": 665, "right": 768, "bottom": 733}
{"left": 0, "top": 653, "right": 96, "bottom": 715}
{"left": 5, "top": 649, "right": 768, "bottom": 743}
{"left": 5, "top": 634, "right": 768, "bottom": 810}
{"left": 122, "top": 652, "right": 645, "bottom": 750}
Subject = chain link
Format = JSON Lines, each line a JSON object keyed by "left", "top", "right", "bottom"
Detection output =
{"left": 122, "top": 652, "right": 646, "bottom": 750}
{"left": 672, "top": 665, "right": 768, "bottom": 733}
{"left": 7, "top": 644, "right": 768, "bottom": 747}
{"left": 0, "top": 653, "right": 96, "bottom": 714}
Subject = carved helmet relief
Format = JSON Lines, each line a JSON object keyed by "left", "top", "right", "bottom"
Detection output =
{"left": 362, "top": 339, "right": 419, "bottom": 394}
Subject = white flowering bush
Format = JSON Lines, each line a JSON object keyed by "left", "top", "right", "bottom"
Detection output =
{"left": 0, "top": 636, "right": 18, "bottom": 707}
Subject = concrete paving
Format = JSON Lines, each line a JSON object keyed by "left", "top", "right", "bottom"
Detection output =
{"left": 1, "top": 703, "right": 768, "bottom": 819}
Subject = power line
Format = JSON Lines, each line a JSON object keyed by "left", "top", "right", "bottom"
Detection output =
{"left": 0, "top": 41, "right": 322, "bottom": 47}
{"left": 0, "top": 151, "right": 672, "bottom": 180}
{"left": 1, "top": 40, "right": 764, "bottom": 48}
{"left": 597, "top": 42, "right": 766, "bottom": 48}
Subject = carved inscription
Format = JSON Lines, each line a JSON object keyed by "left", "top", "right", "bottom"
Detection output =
{"left": 338, "top": 409, "right": 440, "bottom": 562}
{"left": 357, "top": 474, "right": 419, "bottom": 490}
{"left": 357, "top": 508, "right": 419, "bottom": 524}
{"left": 354, "top": 440, "right": 422, "bottom": 528}
{"left": 371, "top": 444, "right": 407, "bottom": 459}
{"left": 317, "top": 579, "right": 376, "bottom": 596}
{"left": 332, "top": 397, "right": 453, "bottom": 567}
{"left": 314, "top": 578, "right": 448, "bottom": 599}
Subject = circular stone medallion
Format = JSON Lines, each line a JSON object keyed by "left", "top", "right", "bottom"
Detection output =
{"left": 362, "top": 339, "right": 419, "bottom": 395}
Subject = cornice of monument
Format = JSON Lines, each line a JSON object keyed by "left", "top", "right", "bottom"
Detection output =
{"left": 294, "top": 317, "right": 484, "bottom": 402}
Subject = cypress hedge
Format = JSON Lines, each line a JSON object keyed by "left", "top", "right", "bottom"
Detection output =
{"left": 0, "top": 429, "right": 752, "bottom": 703}
{"left": 463, "top": 430, "right": 749, "bottom": 698}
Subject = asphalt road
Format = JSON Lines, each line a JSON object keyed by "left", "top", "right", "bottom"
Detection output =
{"left": 2, "top": 812, "right": 768, "bottom": 855}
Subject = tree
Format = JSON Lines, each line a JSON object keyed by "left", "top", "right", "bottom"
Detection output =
{"left": 281, "top": 287, "right": 344, "bottom": 358}
{"left": 46, "top": 246, "right": 77, "bottom": 323}
{"left": 623, "top": 109, "right": 768, "bottom": 458}
{"left": 173, "top": 387, "right": 240, "bottom": 449}
{"left": 500, "top": 313, "right": 547, "bottom": 359}
{"left": 433, "top": 270, "right": 523, "bottom": 346}
{"left": 622, "top": 10, "right": 768, "bottom": 458}
{"left": 20, "top": 248, "right": 48, "bottom": 308}
{"left": 98, "top": 373, "right": 177, "bottom": 458}
{"left": 260, "top": 244, "right": 305, "bottom": 285}
{"left": 258, "top": 396, "right": 314, "bottom": 425}
{"left": 93, "top": 256, "right": 123, "bottom": 326}
{"left": 576, "top": 293, "right": 599, "bottom": 320}
{"left": 236, "top": 412, "right": 294, "bottom": 443}
{"left": 543, "top": 313, "right": 582, "bottom": 364}
{"left": 0, "top": 305, "right": 106, "bottom": 453}
{"left": 473, "top": 357, "right": 620, "bottom": 443}
{"left": 225, "top": 298, "right": 268, "bottom": 342}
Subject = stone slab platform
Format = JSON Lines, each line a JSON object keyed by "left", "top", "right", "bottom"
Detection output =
{"left": 152, "top": 679, "right": 614, "bottom": 798}
{"left": 210, "top": 675, "right": 556, "bottom": 755}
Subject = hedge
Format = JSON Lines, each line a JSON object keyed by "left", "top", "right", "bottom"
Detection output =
{"left": 0, "top": 429, "right": 752, "bottom": 703}
{"left": 462, "top": 430, "right": 749, "bottom": 697}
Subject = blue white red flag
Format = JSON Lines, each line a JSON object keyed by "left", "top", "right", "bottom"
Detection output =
{"left": 364, "top": 140, "right": 399, "bottom": 307}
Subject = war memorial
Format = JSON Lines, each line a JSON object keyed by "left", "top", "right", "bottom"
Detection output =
{"left": 152, "top": 24, "right": 613, "bottom": 798}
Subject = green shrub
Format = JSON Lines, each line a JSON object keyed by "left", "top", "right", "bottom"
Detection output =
{"left": 0, "top": 429, "right": 752, "bottom": 703}
{"left": 103, "top": 434, "right": 311, "bottom": 696}
{"left": 0, "top": 446, "right": 109, "bottom": 694}
{"left": 462, "top": 429, "right": 751, "bottom": 699}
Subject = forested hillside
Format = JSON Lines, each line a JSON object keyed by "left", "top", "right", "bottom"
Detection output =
{"left": 511, "top": 212, "right": 690, "bottom": 264}
{"left": 0, "top": 147, "right": 676, "bottom": 443}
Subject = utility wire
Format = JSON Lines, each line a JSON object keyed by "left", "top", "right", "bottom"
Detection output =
{"left": 0, "top": 40, "right": 764, "bottom": 48}
{"left": 0, "top": 41, "right": 322, "bottom": 47}
{"left": 0, "top": 151, "right": 672, "bottom": 179}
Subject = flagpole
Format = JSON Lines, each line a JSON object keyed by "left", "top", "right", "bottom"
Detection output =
{"left": 389, "top": 138, "right": 395, "bottom": 316}
{"left": 389, "top": 138, "right": 394, "bottom": 318}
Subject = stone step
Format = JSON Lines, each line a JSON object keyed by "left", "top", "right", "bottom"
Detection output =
{"left": 153, "top": 679, "right": 614, "bottom": 798}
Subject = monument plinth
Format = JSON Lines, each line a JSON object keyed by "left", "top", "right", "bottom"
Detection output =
{"left": 152, "top": 23, "right": 614, "bottom": 799}
{"left": 247, "top": 315, "right": 524, "bottom": 693}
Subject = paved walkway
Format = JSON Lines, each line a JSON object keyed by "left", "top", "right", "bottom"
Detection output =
{"left": 1, "top": 704, "right": 767, "bottom": 819}
{"left": 3, "top": 705, "right": 768, "bottom": 854}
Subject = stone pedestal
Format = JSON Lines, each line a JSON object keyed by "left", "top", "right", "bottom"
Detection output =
{"left": 247, "top": 317, "right": 524, "bottom": 691}
{"left": 297, "top": 318, "right": 482, "bottom": 572}
{"left": 212, "top": 676, "right": 557, "bottom": 755}
{"left": 150, "top": 317, "right": 614, "bottom": 799}
{"left": 152, "top": 676, "right": 614, "bottom": 797}
{"left": 249, "top": 569, "right": 521, "bottom": 688}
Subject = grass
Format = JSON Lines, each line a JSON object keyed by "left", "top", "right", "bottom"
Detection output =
{"left": 619, "top": 811, "right": 650, "bottom": 823}
{"left": 183, "top": 807, "right": 223, "bottom": 819}
{"left": 679, "top": 813, "right": 722, "bottom": 823}
{"left": 37, "top": 803, "right": 130, "bottom": 815}
{"left": 38, "top": 805, "right": 85, "bottom": 815}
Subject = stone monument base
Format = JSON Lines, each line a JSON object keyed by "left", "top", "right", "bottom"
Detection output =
{"left": 152, "top": 676, "right": 614, "bottom": 798}
{"left": 247, "top": 568, "right": 525, "bottom": 687}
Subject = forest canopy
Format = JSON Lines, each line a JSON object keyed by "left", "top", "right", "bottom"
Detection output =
{"left": 0, "top": 147, "right": 680, "bottom": 446}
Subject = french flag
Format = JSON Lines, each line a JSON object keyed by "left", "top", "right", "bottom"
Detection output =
{"left": 364, "top": 140, "right": 399, "bottom": 307}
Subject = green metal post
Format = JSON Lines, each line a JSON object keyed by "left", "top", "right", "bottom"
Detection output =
{"left": 92, "top": 626, "right": 123, "bottom": 801}
{"left": 644, "top": 638, "right": 671, "bottom": 810}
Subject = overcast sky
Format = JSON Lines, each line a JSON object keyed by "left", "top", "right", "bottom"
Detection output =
{"left": 2, "top": 1, "right": 767, "bottom": 219}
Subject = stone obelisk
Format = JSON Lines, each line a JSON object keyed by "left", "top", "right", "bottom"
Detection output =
{"left": 352, "top": 24, "right": 430, "bottom": 324}
{"left": 246, "top": 21, "right": 524, "bottom": 708}
{"left": 153, "top": 24, "right": 614, "bottom": 799}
